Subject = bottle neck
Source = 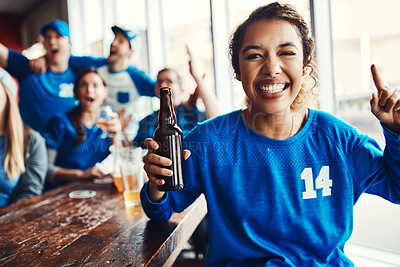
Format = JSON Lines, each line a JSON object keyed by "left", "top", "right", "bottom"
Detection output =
{"left": 158, "top": 87, "right": 176, "bottom": 125}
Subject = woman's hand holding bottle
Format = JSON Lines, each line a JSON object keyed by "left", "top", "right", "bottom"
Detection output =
{"left": 142, "top": 138, "right": 190, "bottom": 202}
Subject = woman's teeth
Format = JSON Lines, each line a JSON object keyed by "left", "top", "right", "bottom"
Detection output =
{"left": 258, "top": 84, "right": 286, "bottom": 93}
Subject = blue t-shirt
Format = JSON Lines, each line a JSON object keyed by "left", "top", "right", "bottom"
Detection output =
{"left": 133, "top": 104, "right": 207, "bottom": 148}
{"left": 42, "top": 113, "right": 112, "bottom": 171}
{"left": 141, "top": 109, "right": 400, "bottom": 266}
{"left": 0, "top": 136, "right": 21, "bottom": 207}
{"left": 6, "top": 51, "right": 78, "bottom": 133}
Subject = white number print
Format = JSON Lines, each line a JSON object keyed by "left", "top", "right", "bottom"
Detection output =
{"left": 301, "top": 166, "right": 332, "bottom": 199}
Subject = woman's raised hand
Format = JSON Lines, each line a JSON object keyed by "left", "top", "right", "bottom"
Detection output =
{"left": 370, "top": 64, "right": 400, "bottom": 133}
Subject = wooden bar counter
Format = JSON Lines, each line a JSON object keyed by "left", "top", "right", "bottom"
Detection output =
{"left": 0, "top": 180, "right": 207, "bottom": 267}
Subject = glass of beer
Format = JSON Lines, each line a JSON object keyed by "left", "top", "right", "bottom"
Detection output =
{"left": 109, "top": 145, "right": 124, "bottom": 193}
{"left": 120, "top": 147, "right": 144, "bottom": 207}
{"left": 97, "top": 105, "right": 115, "bottom": 138}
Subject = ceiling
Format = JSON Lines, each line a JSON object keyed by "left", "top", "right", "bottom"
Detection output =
{"left": 0, "top": 0, "right": 45, "bottom": 15}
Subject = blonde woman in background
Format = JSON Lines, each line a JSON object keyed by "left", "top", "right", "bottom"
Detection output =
{"left": 0, "top": 69, "right": 47, "bottom": 207}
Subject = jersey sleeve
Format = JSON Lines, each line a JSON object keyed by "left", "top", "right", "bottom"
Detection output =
{"left": 193, "top": 108, "right": 207, "bottom": 124}
{"left": 349, "top": 125, "right": 400, "bottom": 203}
{"left": 127, "top": 66, "right": 156, "bottom": 97}
{"left": 5, "top": 50, "right": 32, "bottom": 80}
{"left": 69, "top": 55, "right": 107, "bottom": 72}
{"left": 42, "top": 115, "right": 67, "bottom": 150}
{"left": 132, "top": 112, "right": 158, "bottom": 148}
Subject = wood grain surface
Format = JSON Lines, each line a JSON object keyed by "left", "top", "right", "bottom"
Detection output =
{"left": 0, "top": 180, "right": 207, "bottom": 267}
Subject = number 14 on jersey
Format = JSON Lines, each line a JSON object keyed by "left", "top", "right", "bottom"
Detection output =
{"left": 301, "top": 166, "right": 332, "bottom": 199}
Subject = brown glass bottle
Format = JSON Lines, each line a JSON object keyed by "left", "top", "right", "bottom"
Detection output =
{"left": 153, "top": 87, "right": 185, "bottom": 191}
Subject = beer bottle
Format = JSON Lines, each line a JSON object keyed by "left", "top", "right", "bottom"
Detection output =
{"left": 153, "top": 87, "right": 185, "bottom": 191}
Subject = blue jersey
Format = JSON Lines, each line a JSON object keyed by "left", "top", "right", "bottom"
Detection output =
{"left": 133, "top": 104, "right": 207, "bottom": 148}
{"left": 6, "top": 51, "right": 78, "bottom": 133}
{"left": 69, "top": 56, "right": 156, "bottom": 138}
{"left": 42, "top": 113, "right": 112, "bottom": 171}
{"left": 69, "top": 55, "right": 155, "bottom": 95}
{"left": 0, "top": 136, "right": 20, "bottom": 207}
{"left": 141, "top": 109, "right": 400, "bottom": 266}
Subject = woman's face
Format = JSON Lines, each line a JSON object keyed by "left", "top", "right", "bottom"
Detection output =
{"left": 76, "top": 73, "right": 108, "bottom": 112}
{"left": 237, "top": 19, "right": 304, "bottom": 115}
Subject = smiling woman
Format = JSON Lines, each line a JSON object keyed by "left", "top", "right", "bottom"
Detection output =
{"left": 238, "top": 20, "right": 306, "bottom": 137}
{"left": 229, "top": 3, "right": 317, "bottom": 139}
{"left": 42, "top": 68, "right": 122, "bottom": 190}
{"left": 140, "top": 2, "right": 400, "bottom": 266}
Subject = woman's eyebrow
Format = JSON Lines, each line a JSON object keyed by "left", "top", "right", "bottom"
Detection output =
{"left": 242, "top": 42, "right": 298, "bottom": 53}
{"left": 242, "top": 45, "right": 261, "bottom": 53}
{"left": 279, "top": 42, "right": 298, "bottom": 49}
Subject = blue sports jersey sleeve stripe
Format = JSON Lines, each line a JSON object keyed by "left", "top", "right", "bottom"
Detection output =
{"left": 126, "top": 66, "right": 156, "bottom": 97}
{"left": 69, "top": 55, "right": 107, "bottom": 72}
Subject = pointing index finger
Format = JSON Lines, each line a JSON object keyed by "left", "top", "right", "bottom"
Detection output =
{"left": 371, "top": 64, "right": 385, "bottom": 93}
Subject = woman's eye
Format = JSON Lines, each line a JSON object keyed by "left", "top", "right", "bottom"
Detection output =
{"left": 79, "top": 83, "right": 88, "bottom": 89}
{"left": 245, "top": 53, "right": 262, "bottom": 60}
{"left": 280, "top": 51, "right": 296, "bottom": 56}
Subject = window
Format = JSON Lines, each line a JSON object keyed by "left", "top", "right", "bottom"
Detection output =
{"left": 331, "top": 0, "right": 400, "bottom": 117}
{"left": 330, "top": 0, "right": 400, "bottom": 257}
{"left": 161, "top": 0, "right": 214, "bottom": 106}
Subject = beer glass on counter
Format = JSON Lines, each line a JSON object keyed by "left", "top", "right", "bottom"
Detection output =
{"left": 120, "top": 147, "right": 144, "bottom": 207}
{"left": 109, "top": 145, "right": 124, "bottom": 192}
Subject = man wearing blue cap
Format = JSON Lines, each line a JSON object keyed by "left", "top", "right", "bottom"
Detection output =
{"left": 0, "top": 19, "right": 77, "bottom": 133}
{"left": 30, "top": 25, "right": 155, "bottom": 139}
{"left": 64, "top": 25, "right": 155, "bottom": 139}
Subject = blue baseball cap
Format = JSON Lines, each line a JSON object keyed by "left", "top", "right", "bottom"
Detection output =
{"left": 111, "top": 26, "right": 137, "bottom": 47}
{"left": 40, "top": 19, "right": 70, "bottom": 39}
